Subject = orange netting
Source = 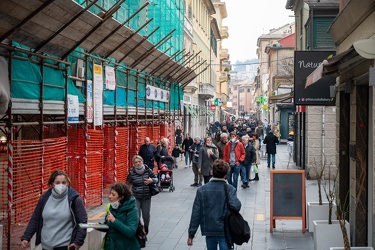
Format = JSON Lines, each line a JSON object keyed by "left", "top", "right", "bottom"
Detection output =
{"left": 103, "top": 127, "right": 115, "bottom": 187}
{"left": 147, "top": 124, "right": 160, "bottom": 145}
{"left": 116, "top": 126, "right": 129, "bottom": 182}
{"left": 86, "top": 129, "right": 103, "bottom": 208}
{"left": 2, "top": 137, "right": 67, "bottom": 249}
{"left": 128, "top": 125, "right": 147, "bottom": 169}
{"left": 67, "top": 126, "right": 85, "bottom": 198}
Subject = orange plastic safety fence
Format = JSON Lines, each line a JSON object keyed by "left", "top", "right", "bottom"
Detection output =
{"left": 2, "top": 137, "right": 67, "bottom": 250}
{"left": 86, "top": 129, "right": 103, "bottom": 208}
{"left": 103, "top": 127, "right": 115, "bottom": 187}
{"left": 116, "top": 127, "right": 129, "bottom": 182}
{"left": 147, "top": 125, "right": 160, "bottom": 145}
{"left": 67, "top": 126, "right": 85, "bottom": 198}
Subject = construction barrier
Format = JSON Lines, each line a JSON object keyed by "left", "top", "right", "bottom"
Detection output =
{"left": 1, "top": 124, "right": 177, "bottom": 248}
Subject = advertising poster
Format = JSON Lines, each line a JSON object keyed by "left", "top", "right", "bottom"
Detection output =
{"left": 93, "top": 64, "right": 103, "bottom": 126}
{"left": 145, "top": 85, "right": 169, "bottom": 102}
{"left": 105, "top": 66, "right": 116, "bottom": 90}
{"left": 86, "top": 80, "right": 93, "bottom": 123}
{"left": 294, "top": 51, "right": 336, "bottom": 106}
{"left": 67, "top": 94, "right": 79, "bottom": 123}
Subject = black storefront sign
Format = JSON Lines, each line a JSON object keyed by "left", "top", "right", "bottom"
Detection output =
{"left": 294, "top": 51, "right": 336, "bottom": 106}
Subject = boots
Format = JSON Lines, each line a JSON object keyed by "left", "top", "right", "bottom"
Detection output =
{"left": 249, "top": 173, "right": 259, "bottom": 182}
{"left": 145, "top": 226, "right": 149, "bottom": 235}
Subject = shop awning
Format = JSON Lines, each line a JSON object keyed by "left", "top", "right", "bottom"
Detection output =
{"left": 268, "top": 92, "right": 293, "bottom": 104}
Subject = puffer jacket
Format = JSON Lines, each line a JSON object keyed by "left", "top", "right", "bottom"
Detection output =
{"left": 103, "top": 196, "right": 140, "bottom": 250}
{"left": 188, "top": 179, "right": 241, "bottom": 238}
{"left": 126, "top": 165, "right": 158, "bottom": 200}
{"left": 242, "top": 143, "right": 256, "bottom": 166}
{"left": 21, "top": 187, "right": 87, "bottom": 247}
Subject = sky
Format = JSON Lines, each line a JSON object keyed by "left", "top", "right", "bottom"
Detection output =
{"left": 222, "top": 0, "right": 294, "bottom": 63}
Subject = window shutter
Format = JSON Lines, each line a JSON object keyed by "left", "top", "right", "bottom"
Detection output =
{"left": 313, "top": 17, "right": 336, "bottom": 49}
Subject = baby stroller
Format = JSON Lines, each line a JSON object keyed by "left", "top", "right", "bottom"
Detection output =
{"left": 157, "top": 156, "right": 175, "bottom": 192}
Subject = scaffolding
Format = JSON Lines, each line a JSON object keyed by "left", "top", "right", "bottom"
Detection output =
{"left": 0, "top": 0, "right": 196, "bottom": 248}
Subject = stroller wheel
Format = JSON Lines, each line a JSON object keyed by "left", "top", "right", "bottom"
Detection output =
{"left": 172, "top": 186, "right": 176, "bottom": 191}
{"left": 159, "top": 187, "right": 163, "bottom": 192}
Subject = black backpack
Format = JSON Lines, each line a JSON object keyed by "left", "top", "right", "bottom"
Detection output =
{"left": 125, "top": 209, "right": 147, "bottom": 248}
{"left": 224, "top": 184, "right": 251, "bottom": 248}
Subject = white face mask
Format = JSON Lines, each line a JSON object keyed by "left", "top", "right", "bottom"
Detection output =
{"left": 110, "top": 200, "right": 120, "bottom": 209}
{"left": 54, "top": 184, "right": 68, "bottom": 195}
{"left": 230, "top": 138, "right": 236, "bottom": 143}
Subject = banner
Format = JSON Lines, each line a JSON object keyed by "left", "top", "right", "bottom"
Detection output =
{"left": 93, "top": 64, "right": 103, "bottom": 126}
{"left": 105, "top": 66, "right": 116, "bottom": 90}
{"left": 67, "top": 94, "right": 79, "bottom": 123}
{"left": 146, "top": 85, "right": 169, "bottom": 102}
{"left": 87, "top": 80, "right": 93, "bottom": 123}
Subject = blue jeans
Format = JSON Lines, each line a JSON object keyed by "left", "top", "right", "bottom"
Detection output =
{"left": 241, "top": 164, "right": 250, "bottom": 184}
{"left": 227, "top": 165, "right": 240, "bottom": 189}
{"left": 267, "top": 153, "right": 276, "bottom": 166}
{"left": 206, "top": 236, "right": 229, "bottom": 250}
{"left": 184, "top": 151, "right": 192, "bottom": 165}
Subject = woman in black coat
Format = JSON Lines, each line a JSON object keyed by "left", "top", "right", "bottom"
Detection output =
{"left": 155, "top": 137, "right": 169, "bottom": 168}
{"left": 263, "top": 131, "right": 279, "bottom": 168}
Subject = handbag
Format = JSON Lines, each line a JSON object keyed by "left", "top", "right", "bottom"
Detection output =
{"left": 149, "top": 183, "right": 159, "bottom": 196}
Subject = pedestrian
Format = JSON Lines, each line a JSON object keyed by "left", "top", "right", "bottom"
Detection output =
{"left": 263, "top": 130, "right": 279, "bottom": 168}
{"left": 252, "top": 133, "right": 261, "bottom": 168}
{"left": 102, "top": 183, "right": 140, "bottom": 250}
{"left": 155, "top": 137, "right": 169, "bottom": 168}
{"left": 21, "top": 170, "right": 87, "bottom": 250}
{"left": 187, "top": 159, "right": 241, "bottom": 250}
{"left": 175, "top": 125, "right": 183, "bottom": 147}
{"left": 189, "top": 136, "right": 203, "bottom": 187}
{"left": 223, "top": 132, "right": 246, "bottom": 189}
{"left": 255, "top": 122, "right": 264, "bottom": 141}
{"left": 138, "top": 137, "right": 157, "bottom": 170}
{"left": 181, "top": 133, "right": 194, "bottom": 168}
{"left": 172, "top": 144, "right": 182, "bottom": 168}
{"left": 198, "top": 137, "right": 219, "bottom": 184}
{"left": 126, "top": 155, "right": 158, "bottom": 235}
{"left": 216, "top": 132, "right": 228, "bottom": 160}
{"left": 240, "top": 136, "right": 256, "bottom": 188}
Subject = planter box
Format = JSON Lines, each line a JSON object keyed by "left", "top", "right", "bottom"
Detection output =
{"left": 314, "top": 220, "right": 350, "bottom": 250}
{"left": 330, "top": 248, "right": 374, "bottom": 250}
{"left": 307, "top": 201, "right": 337, "bottom": 232}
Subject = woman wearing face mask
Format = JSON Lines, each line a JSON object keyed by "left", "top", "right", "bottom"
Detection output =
{"left": 126, "top": 155, "right": 158, "bottom": 235}
{"left": 198, "top": 137, "right": 219, "bottom": 184}
{"left": 102, "top": 183, "right": 140, "bottom": 250}
{"left": 20, "top": 170, "right": 87, "bottom": 250}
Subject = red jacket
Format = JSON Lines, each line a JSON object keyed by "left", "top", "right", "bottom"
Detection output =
{"left": 223, "top": 141, "right": 246, "bottom": 164}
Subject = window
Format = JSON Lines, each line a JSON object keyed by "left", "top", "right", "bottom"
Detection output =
{"left": 247, "top": 88, "right": 250, "bottom": 92}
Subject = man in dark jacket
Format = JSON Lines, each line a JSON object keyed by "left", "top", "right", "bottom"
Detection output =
{"left": 263, "top": 130, "right": 279, "bottom": 168}
{"left": 240, "top": 136, "right": 256, "bottom": 188}
{"left": 175, "top": 125, "right": 183, "bottom": 146}
{"left": 187, "top": 159, "right": 241, "bottom": 249}
{"left": 189, "top": 137, "right": 203, "bottom": 187}
{"left": 216, "top": 132, "right": 228, "bottom": 160}
{"left": 181, "top": 133, "right": 194, "bottom": 168}
{"left": 138, "top": 137, "right": 157, "bottom": 169}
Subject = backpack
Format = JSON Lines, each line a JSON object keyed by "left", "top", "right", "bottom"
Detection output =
{"left": 105, "top": 204, "right": 147, "bottom": 248}
{"left": 224, "top": 185, "right": 251, "bottom": 247}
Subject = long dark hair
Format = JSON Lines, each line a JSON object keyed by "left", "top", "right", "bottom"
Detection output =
{"left": 47, "top": 170, "right": 71, "bottom": 186}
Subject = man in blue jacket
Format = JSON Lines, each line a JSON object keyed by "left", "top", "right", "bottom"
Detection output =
{"left": 187, "top": 159, "right": 241, "bottom": 250}
{"left": 138, "top": 137, "right": 157, "bottom": 169}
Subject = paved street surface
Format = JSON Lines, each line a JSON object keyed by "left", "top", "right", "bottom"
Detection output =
{"left": 88, "top": 144, "right": 319, "bottom": 250}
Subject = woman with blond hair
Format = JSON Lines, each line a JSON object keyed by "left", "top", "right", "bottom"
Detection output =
{"left": 155, "top": 137, "right": 169, "bottom": 168}
{"left": 126, "top": 155, "right": 158, "bottom": 235}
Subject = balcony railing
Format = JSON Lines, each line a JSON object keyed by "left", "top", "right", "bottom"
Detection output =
{"left": 198, "top": 83, "right": 214, "bottom": 99}
{"left": 221, "top": 26, "right": 228, "bottom": 39}
{"left": 220, "top": 49, "right": 229, "bottom": 61}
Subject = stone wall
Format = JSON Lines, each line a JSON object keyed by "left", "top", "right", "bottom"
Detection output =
{"left": 305, "top": 106, "right": 337, "bottom": 179}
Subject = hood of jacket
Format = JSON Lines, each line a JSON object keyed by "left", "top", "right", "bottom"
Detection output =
{"left": 117, "top": 196, "right": 136, "bottom": 212}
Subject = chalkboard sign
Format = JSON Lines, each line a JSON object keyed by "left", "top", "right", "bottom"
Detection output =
{"left": 270, "top": 170, "right": 306, "bottom": 233}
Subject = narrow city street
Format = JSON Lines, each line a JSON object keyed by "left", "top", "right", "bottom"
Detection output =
{"left": 86, "top": 144, "right": 317, "bottom": 250}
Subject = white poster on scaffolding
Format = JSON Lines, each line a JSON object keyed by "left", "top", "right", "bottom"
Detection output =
{"left": 67, "top": 94, "right": 79, "bottom": 123}
{"left": 105, "top": 66, "right": 116, "bottom": 90}
{"left": 93, "top": 64, "right": 103, "bottom": 126}
{"left": 146, "top": 85, "right": 169, "bottom": 102}
{"left": 86, "top": 80, "right": 93, "bottom": 123}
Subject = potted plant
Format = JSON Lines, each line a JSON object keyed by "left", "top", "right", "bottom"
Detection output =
{"left": 307, "top": 157, "right": 336, "bottom": 232}
{"left": 314, "top": 167, "right": 350, "bottom": 250}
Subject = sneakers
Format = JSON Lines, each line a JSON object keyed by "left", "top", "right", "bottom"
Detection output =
{"left": 190, "top": 183, "right": 198, "bottom": 187}
{"left": 241, "top": 183, "right": 249, "bottom": 188}
{"left": 197, "top": 183, "right": 202, "bottom": 187}
{"left": 185, "top": 165, "right": 188, "bottom": 169}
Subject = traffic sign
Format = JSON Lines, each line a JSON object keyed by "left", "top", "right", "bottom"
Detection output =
{"left": 210, "top": 104, "right": 216, "bottom": 111}
{"left": 214, "top": 98, "right": 223, "bottom": 106}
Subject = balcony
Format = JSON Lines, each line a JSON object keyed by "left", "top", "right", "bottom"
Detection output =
{"left": 221, "top": 26, "right": 228, "bottom": 39}
{"left": 198, "top": 83, "right": 215, "bottom": 99}
{"left": 219, "top": 71, "right": 228, "bottom": 82}
{"left": 220, "top": 49, "right": 229, "bottom": 61}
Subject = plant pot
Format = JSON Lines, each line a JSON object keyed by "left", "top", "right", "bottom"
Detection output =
{"left": 330, "top": 248, "right": 374, "bottom": 250}
{"left": 307, "top": 201, "right": 337, "bottom": 232}
{"left": 314, "top": 220, "right": 350, "bottom": 250}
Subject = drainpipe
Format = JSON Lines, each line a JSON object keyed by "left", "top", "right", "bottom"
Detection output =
{"left": 322, "top": 106, "right": 325, "bottom": 169}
